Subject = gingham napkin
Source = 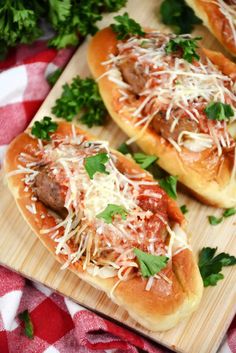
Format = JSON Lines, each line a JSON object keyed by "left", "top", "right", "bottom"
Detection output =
{"left": 0, "top": 40, "right": 235, "bottom": 353}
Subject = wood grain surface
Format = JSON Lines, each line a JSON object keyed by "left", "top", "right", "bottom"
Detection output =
{"left": 0, "top": 1, "right": 236, "bottom": 353}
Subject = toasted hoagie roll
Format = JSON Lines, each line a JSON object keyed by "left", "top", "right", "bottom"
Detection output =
{"left": 88, "top": 28, "right": 236, "bottom": 207}
{"left": 5, "top": 122, "right": 202, "bottom": 331}
{"left": 185, "top": 0, "right": 236, "bottom": 57}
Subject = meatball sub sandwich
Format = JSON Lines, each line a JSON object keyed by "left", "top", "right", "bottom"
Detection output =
{"left": 185, "top": 0, "right": 236, "bottom": 57}
{"left": 5, "top": 121, "right": 203, "bottom": 331}
{"left": 88, "top": 27, "right": 236, "bottom": 208}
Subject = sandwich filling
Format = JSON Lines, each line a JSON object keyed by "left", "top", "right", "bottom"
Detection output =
{"left": 101, "top": 32, "right": 236, "bottom": 156}
{"left": 8, "top": 125, "right": 187, "bottom": 290}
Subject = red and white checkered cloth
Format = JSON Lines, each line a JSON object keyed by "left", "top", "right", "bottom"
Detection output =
{"left": 0, "top": 40, "right": 235, "bottom": 353}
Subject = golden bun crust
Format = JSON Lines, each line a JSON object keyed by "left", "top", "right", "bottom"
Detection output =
{"left": 185, "top": 0, "right": 236, "bottom": 56}
{"left": 87, "top": 27, "right": 236, "bottom": 208}
{"left": 4, "top": 122, "right": 203, "bottom": 331}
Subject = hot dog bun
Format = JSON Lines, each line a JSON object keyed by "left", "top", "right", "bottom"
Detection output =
{"left": 87, "top": 27, "right": 236, "bottom": 208}
{"left": 185, "top": 0, "right": 236, "bottom": 57}
{"left": 5, "top": 122, "right": 203, "bottom": 331}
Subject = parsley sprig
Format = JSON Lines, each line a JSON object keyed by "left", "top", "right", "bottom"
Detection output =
{"left": 0, "top": 0, "right": 127, "bottom": 60}
{"left": 180, "top": 204, "right": 188, "bottom": 214}
{"left": 111, "top": 12, "right": 145, "bottom": 40}
{"left": 18, "top": 310, "right": 34, "bottom": 339}
{"left": 165, "top": 36, "right": 201, "bottom": 63}
{"left": 208, "top": 207, "right": 236, "bottom": 225}
{"left": 205, "top": 102, "right": 234, "bottom": 121}
{"left": 198, "top": 247, "right": 236, "bottom": 287}
{"left": 133, "top": 153, "right": 158, "bottom": 169}
{"left": 97, "top": 204, "right": 128, "bottom": 223}
{"left": 159, "top": 175, "right": 178, "bottom": 200}
{"left": 52, "top": 77, "right": 107, "bottom": 127}
{"left": 31, "top": 117, "right": 58, "bottom": 141}
{"left": 84, "top": 153, "right": 109, "bottom": 179}
{"left": 134, "top": 248, "right": 168, "bottom": 278}
{"left": 160, "top": 0, "right": 202, "bottom": 34}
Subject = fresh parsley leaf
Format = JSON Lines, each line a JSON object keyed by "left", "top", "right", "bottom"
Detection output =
{"left": 31, "top": 117, "right": 58, "bottom": 141}
{"left": 180, "top": 204, "right": 188, "bottom": 214}
{"left": 198, "top": 247, "right": 236, "bottom": 287}
{"left": 117, "top": 142, "right": 132, "bottom": 155}
{"left": 111, "top": 12, "right": 145, "bottom": 40}
{"left": 18, "top": 310, "right": 34, "bottom": 339}
{"left": 84, "top": 153, "right": 109, "bottom": 179}
{"left": 205, "top": 102, "right": 234, "bottom": 121}
{"left": 52, "top": 76, "right": 107, "bottom": 127}
{"left": 203, "top": 273, "right": 224, "bottom": 287}
{"left": 160, "top": 0, "right": 202, "bottom": 34}
{"left": 223, "top": 208, "right": 236, "bottom": 218}
{"left": 165, "top": 36, "right": 201, "bottom": 63}
{"left": 97, "top": 204, "right": 128, "bottom": 223}
{"left": 159, "top": 175, "right": 178, "bottom": 199}
{"left": 208, "top": 215, "right": 223, "bottom": 226}
{"left": 134, "top": 248, "right": 168, "bottom": 278}
{"left": 47, "top": 68, "right": 63, "bottom": 87}
{"left": 133, "top": 153, "right": 158, "bottom": 170}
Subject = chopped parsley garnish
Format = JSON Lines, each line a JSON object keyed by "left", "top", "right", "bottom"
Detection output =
{"left": 84, "top": 153, "right": 109, "bottom": 179}
{"left": 165, "top": 36, "right": 201, "bottom": 63}
{"left": 205, "top": 102, "right": 234, "bottom": 121}
{"left": 18, "top": 310, "right": 34, "bottom": 339}
{"left": 133, "top": 153, "right": 158, "bottom": 170}
{"left": 110, "top": 12, "right": 145, "bottom": 40}
{"left": 134, "top": 248, "right": 168, "bottom": 278}
{"left": 117, "top": 142, "right": 132, "bottom": 155}
{"left": 159, "top": 175, "right": 178, "bottom": 199}
{"left": 208, "top": 207, "right": 236, "bottom": 225}
{"left": 198, "top": 247, "right": 236, "bottom": 287}
{"left": 97, "top": 204, "right": 128, "bottom": 223}
{"left": 208, "top": 215, "right": 223, "bottom": 226}
{"left": 52, "top": 76, "right": 107, "bottom": 127}
{"left": 223, "top": 208, "right": 236, "bottom": 218}
{"left": 180, "top": 204, "right": 188, "bottom": 214}
{"left": 47, "top": 68, "right": 63, "bottom": 86}
{"left": 160, "top": 0, "right": 202, "bottom": 34}
{"left": 31, "top": 117, "right": 58, "bottom": 141}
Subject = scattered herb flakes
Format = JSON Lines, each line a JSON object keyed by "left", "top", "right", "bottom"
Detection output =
{"left": 180, "top": 204, "right": 188, "bottom": 214}
{"left": 208, "top": 215, "right": 223, "bottom": 226}
{"left": 18, "top": 310, "right": 34, "bottom": 339}
{"left": 223, "top": 208, "right": 236, "bottom": 218}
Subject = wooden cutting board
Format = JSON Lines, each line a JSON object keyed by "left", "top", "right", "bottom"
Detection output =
{"left": 0, "top": 1, "right": 236, "bottom": 352}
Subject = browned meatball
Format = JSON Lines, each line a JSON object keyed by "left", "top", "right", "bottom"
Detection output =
{"left": 35, "top": 168, "right": 67, "bottom": 218}
{"left": 151, "top": 113, "right": 199, "bottom": 141}
{"left": 119, "top": 59, "right": 147, "bottom": 95}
